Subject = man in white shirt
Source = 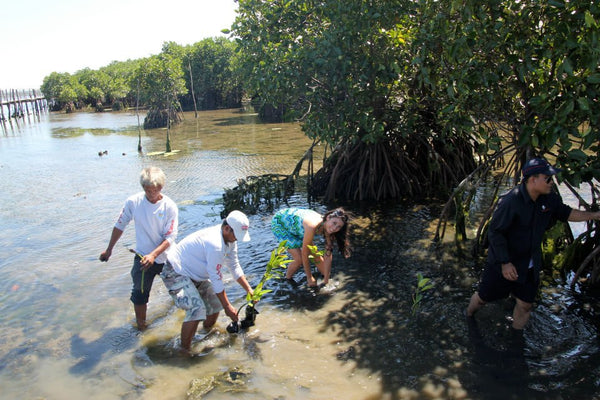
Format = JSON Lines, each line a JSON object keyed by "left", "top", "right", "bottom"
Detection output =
{"left": 162, "top": 210, "right": 254, "bottom": 353}
{"left": 99, "top": 167, "right": 178, "bottom": 330}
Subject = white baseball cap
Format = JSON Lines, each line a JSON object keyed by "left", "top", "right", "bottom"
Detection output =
{"left": 226, "top": 210, "right": 251, "bottom": 242}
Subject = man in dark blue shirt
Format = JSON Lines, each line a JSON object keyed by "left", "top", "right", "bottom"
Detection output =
{"left": 467, "top": 158, "right": 600, "bottom": 331}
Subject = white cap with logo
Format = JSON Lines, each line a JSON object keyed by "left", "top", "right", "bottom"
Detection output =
{"left": 226, "top": 210, "right": 251, "bottom": 242}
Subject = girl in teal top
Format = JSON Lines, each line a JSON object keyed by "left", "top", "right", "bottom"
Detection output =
{"left": 271, "top": 207, "right": 351, "bottom": 287}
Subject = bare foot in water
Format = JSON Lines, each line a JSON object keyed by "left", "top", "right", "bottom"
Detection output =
{"left": 178, "top": 347, "right": 194, "bottom": 358}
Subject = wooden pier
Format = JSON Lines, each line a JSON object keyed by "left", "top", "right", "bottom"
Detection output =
{"left": 1, "top": 89, "right": 48, "bottom": 131}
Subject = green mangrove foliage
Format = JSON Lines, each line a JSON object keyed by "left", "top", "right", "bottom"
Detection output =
{"left": 411, "top": 273, "right": 434, "bottom": 316}
{"left": 228, "top": 241, "right": 290, "bottom": 333}
{"left": 245, "top": 240, "right": 291, "bottom": 307}
{"left": 231, "top": 0, "right": 600, "bottom": 288}
{"left": 133, "top": 44, "right": 187, "bottom": 129}
{"left": 232, "top": 0, "right": 479, "bottom": 202}
{"left": 182, "top": 37, "right": 243, "bottom": 111}
{"left": 306, "top": 244, "right": 325, "bottom": 274}
{"left": 40, "top": 38, "right": 243, "bottom": 128}
{"left": 424, "top": 0, "right": 600, "bottom": 286}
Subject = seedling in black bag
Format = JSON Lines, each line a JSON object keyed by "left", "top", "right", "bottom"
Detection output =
{"left": 227, "top": 241, "right": 290, "bottom": 333}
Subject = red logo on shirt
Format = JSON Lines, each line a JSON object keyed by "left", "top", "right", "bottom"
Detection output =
{"left": 216, "top": 264, "right": 223, "bottom": 280}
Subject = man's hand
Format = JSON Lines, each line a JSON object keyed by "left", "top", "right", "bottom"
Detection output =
{"left": 99, "top": 250, "right": 111, "bottom": 262}
{"left": 140, "top": 253, "right": 156, "bottom": 270}
{"left": 224, "top": 303, "right": 239, "bottom": 322}
{"left": 501, "top": 262, "right": 518, "bottom": 281}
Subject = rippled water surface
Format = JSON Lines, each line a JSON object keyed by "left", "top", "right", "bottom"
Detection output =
{"left": 1, "top": 109, "right": 599, "bottom": 400}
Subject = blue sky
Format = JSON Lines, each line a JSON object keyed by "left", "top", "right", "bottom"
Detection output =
{"left": 0, "top": 0, "right": 238, "bottom": 89}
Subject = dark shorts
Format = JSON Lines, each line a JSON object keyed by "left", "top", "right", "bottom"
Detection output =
{"left": 130, "top": 255, "right": 164, "bottom": 305}
{"left": 478, "top": 264, "right": 538, "bottom": 304}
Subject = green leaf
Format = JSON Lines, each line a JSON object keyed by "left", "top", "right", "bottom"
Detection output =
{"left": 548, "top": 0, "right": 565, "bottom": 8}
{"left": 567, "top": 149, "right": 588, "bottom": 161}
{"left": 577, "top": 98, "right": 590, "bottom": 111}
{"left": 584, "top": 11, "right": 596, "bottom": 28}
{"left": 418, "top": 278, "right": 431, "bottom": 288}
{"left": 560, "top": 58, "right": 573, "bottom": 75}
{"left": 529, "top": 96, "right": 545, "bottom": 107}
{"left": 587, "top": 74, "right": 600, "bottom": 84}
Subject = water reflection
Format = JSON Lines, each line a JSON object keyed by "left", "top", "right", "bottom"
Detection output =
{"left": 0, "top": 109, "right": 599, "bottom": 399}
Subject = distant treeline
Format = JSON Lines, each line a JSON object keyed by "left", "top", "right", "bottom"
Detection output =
{"left": 40, "top": 37, "right": 243, "bottom": 115}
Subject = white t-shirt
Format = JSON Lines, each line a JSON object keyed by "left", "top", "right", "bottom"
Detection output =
{"left": 114, "top": 192, "right": 178, "bottom": 264}
{"left": 166, "top": 224, "right": 244, "bottom": 294}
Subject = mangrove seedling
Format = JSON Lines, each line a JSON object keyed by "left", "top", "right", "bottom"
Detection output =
{"left": 129, "top": 248, "right": 146, "bottom": 294}
{"left": 307, "top": 244, "right": 325, "bottom": 276}
{"left": 411, "top": 273, "right": 434, "bottom": 316}
{"left": 227, "top": 240, "right": 291, "bottom": 333}
{"left": 307, "top": 244, "right": 324, "bottom": 264}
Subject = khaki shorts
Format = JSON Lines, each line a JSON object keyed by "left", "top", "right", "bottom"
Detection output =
{"left": 161, "top": 262, "right": 222, "bottom": 322}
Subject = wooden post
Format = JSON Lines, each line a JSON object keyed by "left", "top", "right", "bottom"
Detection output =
{"left": 23, "top": 90, "right": 32, "bottom": 122}
{"left": 31, "top": 90, "right": 38, "bottom": 114}
{"left": 0, "top": 90, "right": 5, "bottom": 121}
{"left": 136, "top": 79, "right": 143, "bottom": 153}
{"left": 188, "top": 61, "right": 198, "bottom": 118}
{"left": 10, "top": 90, "right": 20, "bottom": 127}
{"left": 17, "top": 90, "right": 25, "bottom": 118}
{"left": 12, "top": 90, "right": 19, "bottom": 118}
{"left": 6, "top": 90, "right": 15, "bottom": 129}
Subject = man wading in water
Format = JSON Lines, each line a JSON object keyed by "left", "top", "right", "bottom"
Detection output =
{"left": 161, "top": 211, "right": 254, "bottom": 354}
{"left": 99, "top": 167, "right": 178, "bottom": 330}
{"left": 467, "top": 158, "right": 600, "bottom": 335}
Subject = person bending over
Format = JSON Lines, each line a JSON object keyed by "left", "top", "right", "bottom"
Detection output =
{"left": 271, "top": 207, "right": 351, "bottom": 287}
{"left": 162, "top": 210, "right": 253, "bottom": 353}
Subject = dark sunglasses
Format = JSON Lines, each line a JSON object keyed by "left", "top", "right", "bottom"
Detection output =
{"left": 544, "top": 176, "right": 553, "bottom": 184}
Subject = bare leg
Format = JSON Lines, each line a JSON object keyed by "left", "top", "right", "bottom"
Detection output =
{"left": 203, "top": 312, "right": 219, "bottom": 330}
{"left": 315, "top": 254, "right": 332, "bottom": 284}
{"left": 180, "top": 320, "right": 201, "bottom": 352}
{"left": 466, "top": 292, "right": 485, "bottom": 317}
{"left": 512, "top": 298, "right": 532, "bottom": 330}
{"left": 134, "top": 304, "right": 147, "bottom": 330}
{"left": 285, "top": 248, "right": 302, "bottom": 280}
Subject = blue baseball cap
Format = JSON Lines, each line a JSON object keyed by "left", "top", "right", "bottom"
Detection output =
{"left": 522, "top": 158, "right": 561, "bottom": 178}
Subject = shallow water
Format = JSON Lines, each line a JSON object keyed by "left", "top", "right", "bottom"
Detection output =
{"left": 1, "top": 109, "right": 599, "bottom": 400}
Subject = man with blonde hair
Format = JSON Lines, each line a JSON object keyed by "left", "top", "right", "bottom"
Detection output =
{"left": 100, "top": 167, "right": 178, "bottom": 330}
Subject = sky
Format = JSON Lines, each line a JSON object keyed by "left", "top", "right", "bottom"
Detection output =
{"left": 0, "top": 0, "right": 238, "bottom": 90}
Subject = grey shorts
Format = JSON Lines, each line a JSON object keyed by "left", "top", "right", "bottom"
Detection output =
{"left": 161, "top": 262, "right": 222, "bottom": 322}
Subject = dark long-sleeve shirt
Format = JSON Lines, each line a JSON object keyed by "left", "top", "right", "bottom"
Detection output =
{"left": 487, "top": 182, "right": 571, "bottom": 284}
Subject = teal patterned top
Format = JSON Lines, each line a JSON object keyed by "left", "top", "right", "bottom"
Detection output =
{"left": 271, "top": 208, "right": 321, "bottom": 248}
